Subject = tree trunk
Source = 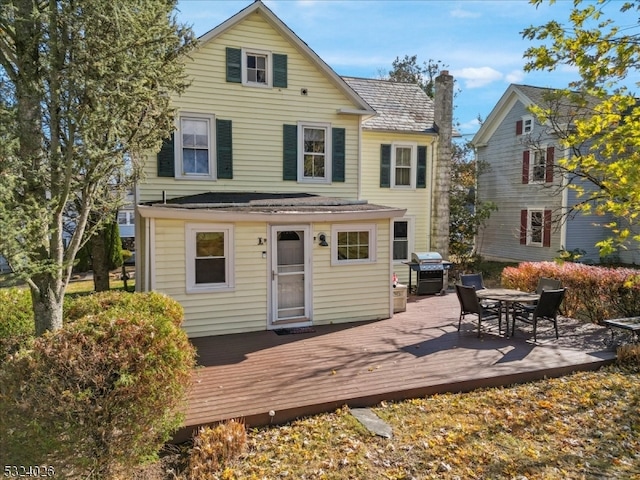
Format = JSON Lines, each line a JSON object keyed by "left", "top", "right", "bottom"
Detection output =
{"left": 91, "top": 230, "right": 111, "bottom": 292}
{"left": 30, "top": 277, "right": 64, "bottom": 336}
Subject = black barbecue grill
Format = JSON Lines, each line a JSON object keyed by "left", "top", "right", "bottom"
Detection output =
{"left": 405, "top": 252, "right": 452, "bottom": 295}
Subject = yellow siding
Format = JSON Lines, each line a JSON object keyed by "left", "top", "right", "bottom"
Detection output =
{"left": 153, "top": 219, "right": 270, "bottom": 337}
{"left": 139, "top": 12, "right": 361, "bottom": 203}
{"left": 151, "top": 218, "right": 392, "bottom": 337}
{"left": 311, "top": 219, "right": 392, "bottom": 324}
{"left": 360, "top": 131, "right": 435, "bottom": 284}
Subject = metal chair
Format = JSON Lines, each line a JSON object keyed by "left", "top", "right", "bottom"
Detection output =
{"left": 511, "top": 288, "right": 566, "bottom": 341}
{"left": 515, "top": 277, "right": 562, "bottom": 314}
{"left": 455, "top": 284, "right": 502, "bottom": 337}
{"left": 460, "top": 273, "right": 486, "bottom": 290}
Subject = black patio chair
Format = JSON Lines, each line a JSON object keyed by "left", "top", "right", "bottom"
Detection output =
{"left": 514, "top": 276, "right": 563, "bottom": 314}
{"left": 511, "top": 288, "right": 566, "bottom": 342}
{"left": 455, "top": 284, "right": 502, "bottom": 337}
{"left": 460, "top": 273, "right": 486, "bottom": 291}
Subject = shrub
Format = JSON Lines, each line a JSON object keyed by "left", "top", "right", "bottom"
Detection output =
{"left": 0, "top": 292, "right": 195, "bottom": 477}
{"left": 0, "top": 288, "right": 34, "bottom": 358}
{"left": 188, "top": 420, "right": 247, "bottom": 479}
{"left": 65, "top": 290, "right": 184, "bottom": 327}
{"left": 616, "top": 343, "right": 640, "bottom": 370}
{"left": 502, "top": 261, "right": 640, "bottom": 323}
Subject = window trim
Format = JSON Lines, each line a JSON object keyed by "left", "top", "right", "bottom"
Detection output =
{"left": 175, "top": 113, "right": 216, "bottom": 180}
{"left": 331, "top": 224, "right": 377, "bottom": 265}
{"left": 241, "top": 48, "right": 272, "bottom": 88}
{"left": 391, "top": 142, "right": 417, "bottom": 189}
{"left": 527, "top": 209, "right": 544, "bottom": 247}
{"left": 392, "top": 217, "right": 415, "bottom": 263}
{"left": 297, "top": 121, "right": 332, "bottom": 184}
{"left": 522, "top": 115, "right": 534, "bottom": 134}
{"left": 185, "top": 223, "right": 235, "bottom": 293}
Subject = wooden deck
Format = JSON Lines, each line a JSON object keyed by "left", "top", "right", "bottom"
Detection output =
{"left": 174, "top": 290, "right": 616, "bottom": 442}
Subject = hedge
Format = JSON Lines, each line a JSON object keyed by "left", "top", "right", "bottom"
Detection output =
{"left": 501, "top": 261, "right": 640, "bottom": 323}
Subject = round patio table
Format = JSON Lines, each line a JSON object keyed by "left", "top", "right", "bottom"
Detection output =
{"left": 476, "top": 288, "right": 540, "bottom": 336}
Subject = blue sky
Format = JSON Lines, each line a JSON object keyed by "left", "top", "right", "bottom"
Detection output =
{"left": 175, "top": 0, "right": 637, "bottom": 137}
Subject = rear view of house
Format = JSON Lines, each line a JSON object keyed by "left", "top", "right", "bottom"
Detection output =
{"left": 134, "top": 1, "right": 453, "bottom": 337}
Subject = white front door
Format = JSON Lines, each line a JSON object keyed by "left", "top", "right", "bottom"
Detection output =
{"left": 269, "top": 225, "right": 311, "bottom": 327}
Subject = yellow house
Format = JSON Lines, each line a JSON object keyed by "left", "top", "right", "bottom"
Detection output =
{"left": 135, "top": 1, "right": 452, "bottom": 337}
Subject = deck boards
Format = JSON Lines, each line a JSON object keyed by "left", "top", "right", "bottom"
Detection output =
{"left": 174, "top": 291, "right": 616, "bottom": 442}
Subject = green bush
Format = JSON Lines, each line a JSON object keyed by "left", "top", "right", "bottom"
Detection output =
{"left": 501, "top": 261, "right": 640, "bottom": 323}
{"left": 0, "top": 288, "right": 34, "bottom": 357}
{"left": 0, "top": 292, "right": 195, "bottom": 477}
{"left": 65, "top": 290, "right": 184, "bottom": 327}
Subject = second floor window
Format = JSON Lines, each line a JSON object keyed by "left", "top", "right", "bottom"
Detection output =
{"left": 394, "top": 146, "right": 412, "bottom": 187}
{"left": 298, "top": 123, "right": 331, "bottom": 183}
{"left": 532, "top": 149, "right": 546, "bottom": 182}
{"left": 180, "top": 116, "right": 212, "bottom": 176}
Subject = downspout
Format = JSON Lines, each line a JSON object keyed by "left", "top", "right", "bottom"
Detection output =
{"left": 560, "top": 146, "right": 569, "bottom": 250}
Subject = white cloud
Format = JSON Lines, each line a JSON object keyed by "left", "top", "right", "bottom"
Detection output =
{"left": 450, "top": 7, "right": 481, "bottom": 19}
{"left": 505, "top": 70, "right": 525, "bottom": 84}
{"left": 453, "top": 67, "right": 503, "bottom": 89}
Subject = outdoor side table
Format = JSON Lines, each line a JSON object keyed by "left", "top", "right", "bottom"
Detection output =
{"left": 603, "top": 317, "right": 640, "bottom": 345}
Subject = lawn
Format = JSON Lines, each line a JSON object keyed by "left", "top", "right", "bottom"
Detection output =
{"left": 144, "top": 357, "right": 640, "bottom": 480}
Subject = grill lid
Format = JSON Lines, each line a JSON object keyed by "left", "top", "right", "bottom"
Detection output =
{"left": 411, "top": 252, "right": 443, "bottom": 263}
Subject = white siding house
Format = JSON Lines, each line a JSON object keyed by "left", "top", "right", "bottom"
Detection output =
{"left": 472, "top": 84, "right": 616, "bottom": 264}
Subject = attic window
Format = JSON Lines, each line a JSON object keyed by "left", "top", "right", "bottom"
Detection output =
{"left": 522, "top": 115, "right": 534, "bottom": 134}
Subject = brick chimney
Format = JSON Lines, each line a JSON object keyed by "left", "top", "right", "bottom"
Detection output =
{"left": 431, "top": 70, "right": 454, "bottom": 259}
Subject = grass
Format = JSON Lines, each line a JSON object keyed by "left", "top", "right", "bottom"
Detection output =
{"left": 138, "top": 360, "right": 640, "bottom": 480}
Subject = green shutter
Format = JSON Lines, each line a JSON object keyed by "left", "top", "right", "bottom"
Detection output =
{"left": 332, "top": 127, "right": 345, "bottom": 182}
{"left": 216, "top": 119, "right": 233, "bottom": 179}
{"left": 380, "top": 144, "right": 391, "bottom": 188}
{"left": 283, "top": 124, "right": 297, "bottom": 180}
{"left": 157, "top": 133, "right": 175, "bottom": 177}
{"left": 226, "top": 47, "right": 241, "bottom": 83}
{"left": 417, "top": 145, "right": 427, "bottom": 188}
{"left": 273, "top": 53, "right": 288, "bottom": 88}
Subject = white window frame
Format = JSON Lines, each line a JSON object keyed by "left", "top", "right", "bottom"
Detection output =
{"left": 391, "top": 142, "right": 417, "bottom": 189}
{"left": 297, "top": 122, "right": 332, "bottom": 184}
{"left": 392, "top": 217, "right": 415, "bottom": 263}
{"left": 185, "top": 223, "right": 235, "bottom": 293}
{"left": 522, "top": 115, "right": 534, "bottom": 134}
{"left": 530, "top": 147, "right": 547, "bottom": 183}
{"left": 117, "top": 210, "right": 135, "bottom": 226}
{"left": 241, "top": 48, "right": 272, "bottom": 88}
{"left": 527, "top": 209, "right": 544, "bottom": 247}
{"left": 331, "top": 224, "right": 377, "bottom": 265}
{"left": 176, "top": 113, "right": 216, "bottom": 180}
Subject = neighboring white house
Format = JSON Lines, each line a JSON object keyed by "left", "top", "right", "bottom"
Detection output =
{"left": 472, "top": 84, "right": 621, "bottom": 264}
{"left": 134, "top": 1, "right": 453, "bottom": 337}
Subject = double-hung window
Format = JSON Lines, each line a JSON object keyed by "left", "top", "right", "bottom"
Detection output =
{"left": 178, "top": 114, "right": 215, "bottom": 178}
{"left": 332, "top": 224, "right": 377, "bottom": 265}
{"left": 392, "top": 143, "right": 417, "bottom": 188}
{"left": 298, "top": 122, "right": 331, "bottom": 183}
{"left": 523, "top": 115, "right": 534, "bottom": 134}
{"left": 186, "top": 224, "right": 234, "bottom": 293}
{"left": 393, "top": 219, "right": 413, "bottom": 262}
{"left": 117, "top": 211, "right": 134, "bottom": 226}
{"left": 531, "top": 149, "right": 546, "bottom": 182}
{"left": 528, "top": 210, "right": 544, "bottom": 246}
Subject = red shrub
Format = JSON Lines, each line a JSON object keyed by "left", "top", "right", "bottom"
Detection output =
{"left": 502, "top": 262, "right": 640, "bottom": 323}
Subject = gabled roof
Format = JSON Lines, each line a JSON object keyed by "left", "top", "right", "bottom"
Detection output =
{"left": 472, "top": 84, "right": 600, "bottom": 146}
{"left": 198, "top": 1, "right": 375, "bottom": 116}
{"left": 342, "top": 77, "right": 437, "bottom": 133}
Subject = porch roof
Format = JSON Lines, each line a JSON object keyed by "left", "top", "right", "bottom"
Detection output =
{"left": 138, "top": 192, "right": 406, "bottom": 222}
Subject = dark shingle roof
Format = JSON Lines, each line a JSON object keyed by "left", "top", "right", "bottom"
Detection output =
{"left": 342, "top": 77, "right": 436, "bottom": 133}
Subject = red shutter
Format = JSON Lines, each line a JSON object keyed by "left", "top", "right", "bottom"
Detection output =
{"left": 545, "top": 146, "right": 554, "bottom": 183}
{"left": 543, "top": 209, "right": 552, "bottom": 247}
{"left": 520, "top": 210, "right": 528, "bottom": 245}
{"left": 522, "top": 151, "right": 530, "bottom": 184}
{"left": 516, "top": 120, "right": 523, "bottom": 135}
